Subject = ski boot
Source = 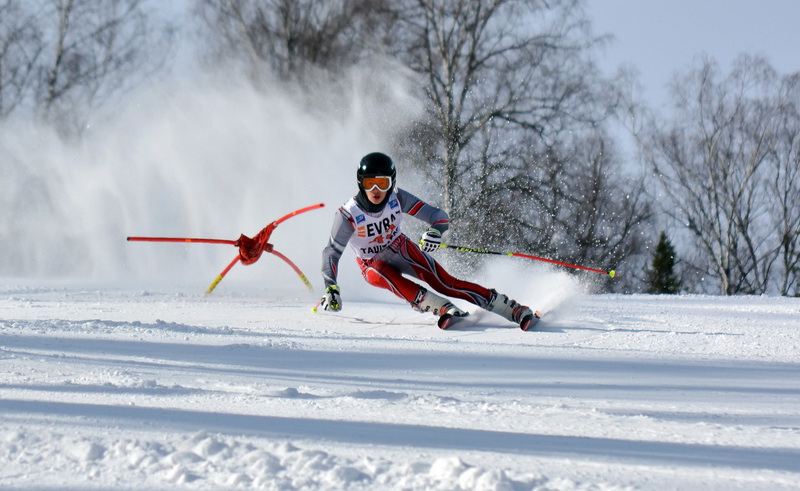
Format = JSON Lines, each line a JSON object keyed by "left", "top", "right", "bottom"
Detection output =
{"left": 412, "top": 287, "right": 468, "bottom": 329}
{"left": 487, "top": 289, "right": 540, "bottom": 331}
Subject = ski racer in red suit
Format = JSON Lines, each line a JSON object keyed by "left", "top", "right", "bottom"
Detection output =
{"left": 319, "top": 152, "right": 538, "bottom": 330}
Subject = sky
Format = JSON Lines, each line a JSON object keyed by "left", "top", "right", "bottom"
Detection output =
{"left": 586, "top": 0, "right": 800, "bottom": 111}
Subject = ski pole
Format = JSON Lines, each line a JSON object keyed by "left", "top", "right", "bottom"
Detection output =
{"left": 439, "top": 243, "right": 617, "bottom": 277}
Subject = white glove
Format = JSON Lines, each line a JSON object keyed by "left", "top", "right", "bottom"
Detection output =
{"left": 320, "top": 285, "right": 342, "bottom": 311}
{"left": 419, "top": 228, "right": 442, "bottom": 253}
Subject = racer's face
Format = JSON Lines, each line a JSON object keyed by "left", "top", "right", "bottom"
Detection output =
{"left": 366, "top": 188, "right": 387, "bottom": 204}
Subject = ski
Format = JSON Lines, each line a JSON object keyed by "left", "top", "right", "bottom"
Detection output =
{"left": 521, "top": 310, "right": 543, "bottom": 331}
{"left": 438, "top": 312, "right": 470, "bottom": 330}
{"left": 439, "top": 310, "right": 542, "bottom": 330}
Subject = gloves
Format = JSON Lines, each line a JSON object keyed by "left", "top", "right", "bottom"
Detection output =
{"left": 320, "top": 285, "right": 342, "bottom": 312}
{"left": 419, "top": 228, "right": 442, "bottom": 253}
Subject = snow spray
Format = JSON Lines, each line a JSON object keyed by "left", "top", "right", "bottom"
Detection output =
{"left": 0, "top": 63, "right": 422, "bottom": 293}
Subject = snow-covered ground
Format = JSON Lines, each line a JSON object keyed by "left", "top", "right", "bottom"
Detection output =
{"left": 2, "top": 277, "right": 798, "bottom": 490}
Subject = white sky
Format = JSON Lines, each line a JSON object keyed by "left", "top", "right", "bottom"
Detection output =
{"left": 586, "top": 0, "right": 800, "bottom": 111}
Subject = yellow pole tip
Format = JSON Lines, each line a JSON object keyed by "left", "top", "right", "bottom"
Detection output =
{"left": 608, "top": 270, "right": 616, "bottom": 278}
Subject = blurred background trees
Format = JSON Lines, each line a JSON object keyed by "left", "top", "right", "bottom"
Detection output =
{"left": 636, "top": 55, "right": 800, "bottom": 295}
{"left": 195, "top": 0, "right": 395, "bottom": 83}
{"left": 384, "top": 0, "right": 650, "bottom": 292}
{"left": 0, "top": 0, "right": 172, "bottom": 132}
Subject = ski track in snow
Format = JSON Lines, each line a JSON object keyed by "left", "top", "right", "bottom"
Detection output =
{"left": 1, "top": 282, "right": 799, "bottom": 490}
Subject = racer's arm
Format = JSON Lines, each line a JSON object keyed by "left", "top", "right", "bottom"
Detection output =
{"left": 321, "top": 206, "right": 355, "bottom": 288}
{"left": 397, "top": 188, "right": 450, "bottom": 234}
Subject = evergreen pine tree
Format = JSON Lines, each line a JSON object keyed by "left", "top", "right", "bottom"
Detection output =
{"left": 646, "top": 231, "right": 681, "bottom": 294}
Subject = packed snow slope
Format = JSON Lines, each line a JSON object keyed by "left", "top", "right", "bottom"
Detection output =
{"left": 1, "top": 275, "right": 798, "bottom": 490}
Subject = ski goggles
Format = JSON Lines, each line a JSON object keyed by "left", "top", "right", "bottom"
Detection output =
{"left": 361, "top": 176, "right": 393, "bottom": 192}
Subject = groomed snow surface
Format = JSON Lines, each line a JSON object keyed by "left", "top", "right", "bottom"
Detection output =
{"left": 1, "top": 276, "right": 799, "bottom": 490}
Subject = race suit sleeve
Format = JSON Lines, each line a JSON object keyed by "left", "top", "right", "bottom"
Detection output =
{"left": 321, "top": 206, "right": 355, "bottom": 288}
{"left": 396, "top": 188, "right": 450, "bottom": 233}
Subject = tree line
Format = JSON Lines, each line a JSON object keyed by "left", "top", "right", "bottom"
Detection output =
{"left": 0, "top": 0, "right": 171, "bottom": 129}
{"left": 631, "top": 55, "right": 800, "bottom": 295}
{"left": 2, "top": 0, "right": 798, "bottom": 295}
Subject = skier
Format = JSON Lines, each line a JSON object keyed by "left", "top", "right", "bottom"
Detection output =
{"left": 319, "top": 152, "right": 539, "bottom": 330}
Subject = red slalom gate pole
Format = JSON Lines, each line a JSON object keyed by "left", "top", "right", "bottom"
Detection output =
{"left": 272, "top": 203, "right": 325, "bottom": 227}
{"left": 127, "top": 237, "right": 237, "bottom": 245}
{"left": 206, "top": 256, "right": 241, "bottom": 294}
{"left": 126, "top": 203, "right": 326, "bottom": 293}
{"left": 271, "top": 249, "right": 314, "bottom": 291}
{"left": 206, "top": 203, "right": 325, "bottom": 293}
{"left": 126, "top": 201, "right": 325, "bottom": 247}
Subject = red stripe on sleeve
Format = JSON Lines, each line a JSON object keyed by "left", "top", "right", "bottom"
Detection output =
{"left": 408, "top": 202, "right": 425, "bottom": 216}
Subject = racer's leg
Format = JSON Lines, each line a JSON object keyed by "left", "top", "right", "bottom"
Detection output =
{"left": 358, "top": 257, "right": 465, "bottom": 316}
{"left": 393, "top": 235, "right": 493, "bottom": 308}
{"left": 359, "top": 257, "right": 420, "bottom": 303}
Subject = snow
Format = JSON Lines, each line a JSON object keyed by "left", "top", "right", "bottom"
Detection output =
{"left": 2, "top": 64, "right": 799, "bottom": 489}
{"left": 2, "top": 278, "right": 799, "bottom": 490}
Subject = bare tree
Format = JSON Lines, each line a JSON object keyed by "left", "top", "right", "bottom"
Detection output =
{"left": 196, "top": 0, "right": 395, "bottom": 83}
{"left": 0, "top": 0, "right": 43, "bottom": 116}
{"left": 386, "top": 0, "right": 648, "bottom": 287}
{"left": 41, "top": 0, "right": 173, "bottom": 129}
{"left": 391, "top": 0, "right": 610, "bottom": 218}
{"left": 503, "top": 130, "right": 652, "bottom": 291}
{"left": 193, "top": 0, "right": 650, "bottom": 286}
{"left": 638, "top": 55, "right": 798, "bottom": 295}
{"left": 1, "top": 1, "right": 172, "bottom": 130}
{"left": 769, "top": 73, "right": 800, "bottom": 295}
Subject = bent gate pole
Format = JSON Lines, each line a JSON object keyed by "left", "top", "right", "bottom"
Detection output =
{"left": 127, "top": 203, "right": 325, "bottom": 293}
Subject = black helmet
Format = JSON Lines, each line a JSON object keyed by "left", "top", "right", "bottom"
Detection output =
{"left": 357, "top": 152, "right": 396, "bottom": 189}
